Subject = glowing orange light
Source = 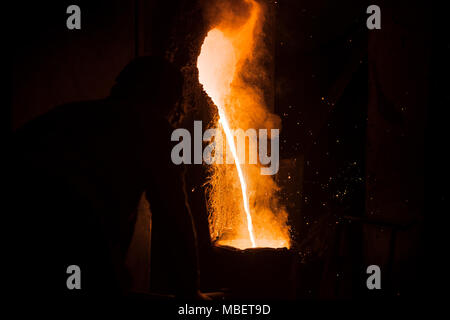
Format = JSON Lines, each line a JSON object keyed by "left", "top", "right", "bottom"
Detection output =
{"left": 197, "top": 0, "right": 290, "bottom": 250}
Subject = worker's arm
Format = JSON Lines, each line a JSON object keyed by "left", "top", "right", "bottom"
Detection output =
{"left": 141, "top": 118, "right": 200, "bottom": 297}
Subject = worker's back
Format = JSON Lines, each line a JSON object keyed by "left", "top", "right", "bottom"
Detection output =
{"left": 9, "top": 56, "right": 199, "bottom": 300}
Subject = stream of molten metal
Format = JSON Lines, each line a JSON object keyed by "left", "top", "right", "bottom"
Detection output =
{"left": 197, "top": 0, "right": 291, "bottom": 250}
{"left": 197, "top": 28, "right": 256, "bottom": 248}
{"left": 218, "top": 103, "right": 256, "bottom": 247}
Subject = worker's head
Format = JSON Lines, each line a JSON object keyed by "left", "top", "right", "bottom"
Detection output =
{"left": 110, "top": 56, "right": 183, "bottom": 115}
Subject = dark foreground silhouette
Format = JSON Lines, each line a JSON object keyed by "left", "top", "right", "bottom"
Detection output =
{"left": 10, "top": 56, "right": 201, "bottom": 300}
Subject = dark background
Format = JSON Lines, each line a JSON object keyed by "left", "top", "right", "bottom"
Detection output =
{"left": 7, "top": 0, "right": 432, "bottom": 301}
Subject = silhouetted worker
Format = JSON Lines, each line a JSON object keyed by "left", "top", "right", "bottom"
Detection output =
{"left": 11, "top": 56, "right": 203, "bottom": 300}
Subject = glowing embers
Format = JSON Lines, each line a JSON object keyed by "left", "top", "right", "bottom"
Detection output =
{"left": 196, "top": 0, "right": 290, "bottom": 249}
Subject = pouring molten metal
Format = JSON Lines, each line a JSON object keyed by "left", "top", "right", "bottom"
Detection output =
{"left": 197, "top": 0, "right": 290, "bottom": 249}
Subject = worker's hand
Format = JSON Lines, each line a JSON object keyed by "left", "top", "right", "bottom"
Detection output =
{"left": 195, "top": 290, "right": 213, "bottom": 300}
{"left": 177, "top": 290, "right": 226, "bottom": 300}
